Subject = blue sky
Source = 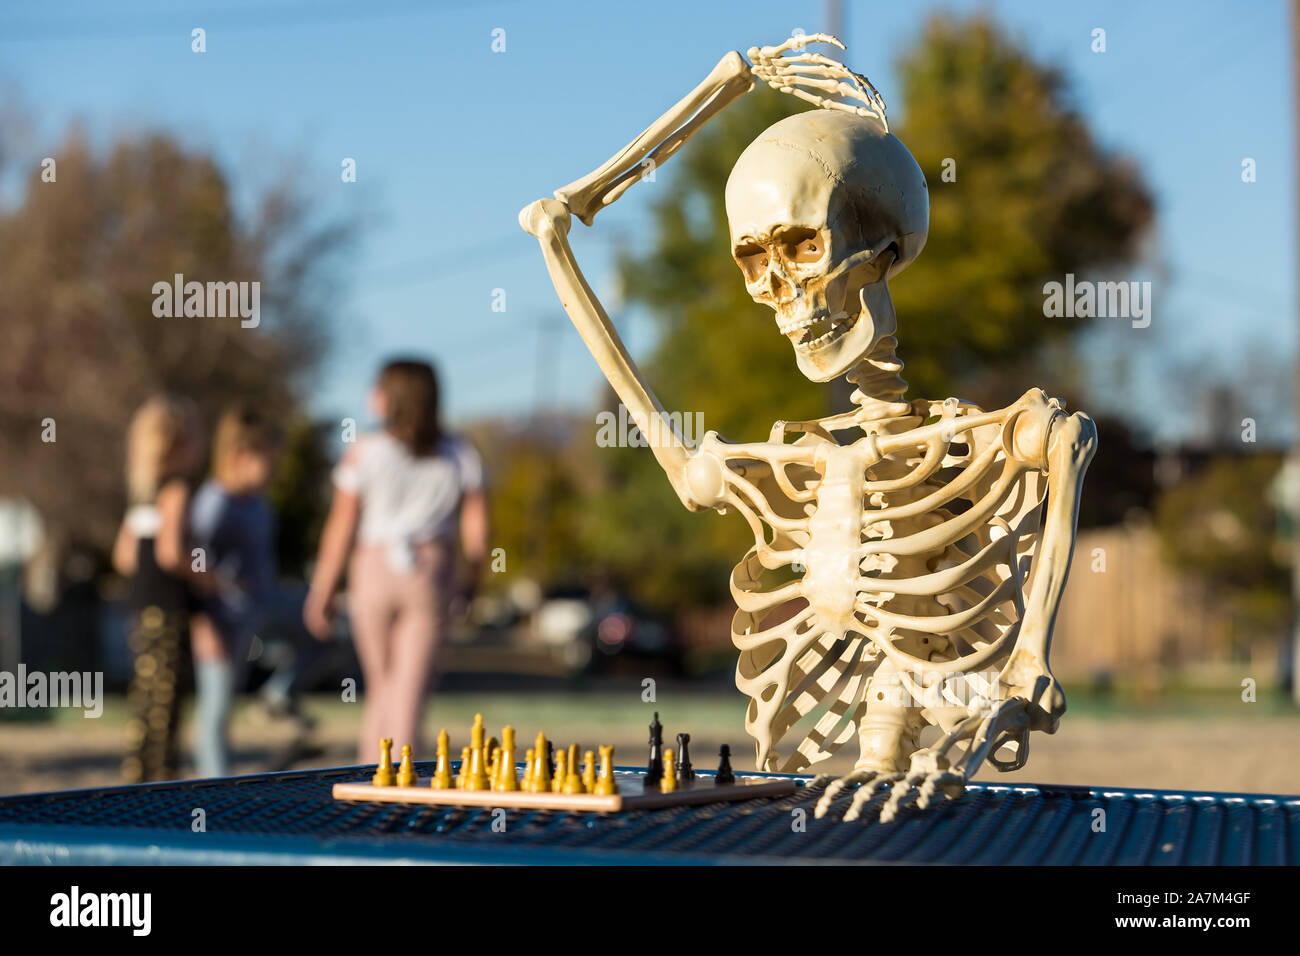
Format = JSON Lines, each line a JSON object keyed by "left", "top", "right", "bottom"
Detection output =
{"left": 1, "top": 0, "right": 1292, "bottom": 442}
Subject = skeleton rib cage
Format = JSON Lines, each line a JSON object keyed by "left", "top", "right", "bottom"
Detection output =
{"left": 712, "top": 390, "right": 1057, "bottom": 773}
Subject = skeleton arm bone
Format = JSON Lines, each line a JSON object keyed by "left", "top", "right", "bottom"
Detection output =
{"left": 519, "top": 199, "right": 700, "bottom": 508}
{"left": 554, "top": 52, "right": 755, "bottom": 225}
{"left": 519, "top": 53, "right": 755, "bottom": 510}
{"left": 997, "top": 408, "right": 1098, "bottom": 731}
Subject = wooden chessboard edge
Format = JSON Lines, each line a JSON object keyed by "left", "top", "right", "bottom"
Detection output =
{"left": 330, "top": 775, "right": 796, "bottom": 812}
{"left": 330, "top": 781, "right": 624, "bottom": 811}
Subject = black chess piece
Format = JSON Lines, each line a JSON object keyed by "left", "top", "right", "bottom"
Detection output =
{"left": 715, "top": 744, "right": 735, "bottom": 786}
{"left": 676, "top": 733, "right": 694, "bottom": 783}
{"left": 645, "top": 711, "right": 664, "bottom": 785}
{"left": 544, "top": 739, "right": 555, "bottom": 779}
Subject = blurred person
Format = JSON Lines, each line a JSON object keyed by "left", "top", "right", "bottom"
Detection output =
{"left": 257, "top": 583, "right": 329, "bottom": 727}
{"left": 188, "top": 406, "right": 280, "bottom": 778}
{"left": 303, "top": 359, "right": 489, "bottom": 758}
{"left": 253, "top": 583, "right": 332, "bottom": 769}
{"left": 111, "top": 395, "right": 204, "bottom": 783}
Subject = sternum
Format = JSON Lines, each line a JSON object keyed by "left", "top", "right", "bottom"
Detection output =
{"left": 803, "top": 451, "right": 867, "bottom": 635}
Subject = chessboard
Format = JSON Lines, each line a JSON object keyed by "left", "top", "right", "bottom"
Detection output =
{"left": 331, "top": 770, "right": 796, "bottom": 812}
{"left": 331, "top": 710, "right": 796, "bottom": 813}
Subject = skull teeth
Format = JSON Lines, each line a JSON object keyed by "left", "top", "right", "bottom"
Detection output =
{"left": 778, "top": 315, "right": 815, "bottom": 335}
{"left": 781, "top": 311, "right": 858, "bottom": 351}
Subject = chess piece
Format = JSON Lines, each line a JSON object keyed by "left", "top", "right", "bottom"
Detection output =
{"left": 715, "top": 744, "right": 735, "bottom": 786}
{"left": 676, "top": 733, "right": 694, "bottom": 784}
{"left": 552, "top": 748, "right": 568, "bottom": 792}
{"left": 582, "top": 750, "right": 596, "bottom": 792}
{"left": 372, "top": 737, "right": 395, "bottom": 787}
{"left": 661, "top": 747, "right": 677, "bottom": 792}
{"left": 456, "top": 746, "right": 471, "bottom": 789}
{"left": 496, "top": 727, "right": 520, "bottom": 792}
{"left": 644, "top": 712, "right": 664, "bottom": 785}
{"left": 432, "top": 730, "right": 453, "bottom": 789}
{"left": 545, "top": 738, "right": 555, "bottom": 780}
{"left": 465, "top": 743, "right": 490, "bottom": 791}
{"left": 529, "top": 733, "right": 552, "bottom": 793}
{"left": 488, "top": 745, "right": 501, "bottom": 787}
{"left": 396, "top": 744, "right": 417, "bottom": 787}
{"left": 593, "top": 745, "right": 618, "bottom": 796}
{"left": 562, "top": 743, "right": 585, "bottom": 794}
{"left": 465, "top": 713, "right": 487, "bottom": 790}
{"left": 522, "top": 748, "right": 535, "bottom": 789}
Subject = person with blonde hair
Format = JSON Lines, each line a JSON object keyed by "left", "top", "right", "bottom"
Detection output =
{"left": 304, "top": 359, "right": 489, "bottom": 758}
{"left": 189, "top": 405, "right": 280, "bottom": 777}
{"left": 112, "top": 394, "right": 204, "bottom": 782}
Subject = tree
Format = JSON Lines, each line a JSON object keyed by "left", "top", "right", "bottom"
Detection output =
{"left": 892, "top": 13, "right": 1154, "bottom": 402}
{"left": 0, "top": 126, "right": 353, "bottom": 556}
{"left": 265, "top": 420, "right": 337, "bottom": 578}
{"left": 471, "top": 419, "right": 594, "bottom": 588}
{"left": 595, "top": 13, "right": 1155, "bottom": 612}
{"left": 1153, "top": 454, "right": 1289, "bottom": 648}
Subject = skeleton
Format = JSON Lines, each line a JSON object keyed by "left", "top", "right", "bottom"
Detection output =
{"left": 520, "top": 36, "right": 1097, "bottom": 822}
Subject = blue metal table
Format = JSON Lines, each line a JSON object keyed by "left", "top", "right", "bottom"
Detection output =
{"left": 0, "top": 765, "right": 1295, "bottom": 865}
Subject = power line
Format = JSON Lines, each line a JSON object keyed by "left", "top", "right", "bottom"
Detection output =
{"left": 353, "top": 232, "right": 537, "bottom": 288}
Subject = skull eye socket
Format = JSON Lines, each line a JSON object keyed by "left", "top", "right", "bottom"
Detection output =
{"left": 777, "top": 228, "right": 825, "bottom": 264}
{"left": 734, "top": 243, "right": 770, "bottom": 283}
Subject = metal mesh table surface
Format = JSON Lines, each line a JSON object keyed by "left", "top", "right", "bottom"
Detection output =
{"left": 0, "top": 764, "right": 1295, "bottom": 865}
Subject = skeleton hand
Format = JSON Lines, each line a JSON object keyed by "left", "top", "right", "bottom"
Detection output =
{"left": 998, "top": 645, "right": 1066, "bottom": 734}
{"left": 746, "top": 34, "right": 888, "bottom": 126}
{"left": 811, "top": 756, "right": 966, "bottom": 824}
{"left": 812, "top": 698, "right": 1033, "bottom": 823}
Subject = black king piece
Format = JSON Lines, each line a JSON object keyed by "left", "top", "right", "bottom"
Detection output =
{"left": 644, "top": 711, "right": 665, "bottom": 785}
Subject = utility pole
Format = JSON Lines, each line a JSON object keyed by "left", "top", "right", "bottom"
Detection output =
{"left": 1291, "top": 0, "right": 1300, "bottom": 703}
{"left": 528, "top": 315, "right": 563, "bottom": 571}
{"left": 826, "top": 0, "right": 843, "bottom": 41}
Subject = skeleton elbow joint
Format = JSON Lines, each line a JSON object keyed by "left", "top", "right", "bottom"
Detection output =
{"left": 518, "top": 198, "right": 571, "bottom": 240}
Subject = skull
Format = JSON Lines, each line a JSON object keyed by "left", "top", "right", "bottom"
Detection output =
{"left": 724, "top": 110, "right": 929, "bottom": 382}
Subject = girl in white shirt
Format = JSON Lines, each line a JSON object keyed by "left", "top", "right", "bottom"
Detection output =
{"left": 304, "top": 359, "right": 489, "bottom": 758}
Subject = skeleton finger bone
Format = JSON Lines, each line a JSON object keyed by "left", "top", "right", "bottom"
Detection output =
{"left": 915, "top": 771, "right": 965, "bottom": 810}
{"left": 843, "top": 772, "right": 903, "bottom": 821}
{"left": 747, "top": 41, "right": 888, "bottom": 127}
{"left": 813, "top": 769, "right": 874, "bottom": 818}
{"left": 879, "top": 769, "right": 963, "bottom": 823}
{"left": 747, "top": 33, "right": 844, "bottom": 62}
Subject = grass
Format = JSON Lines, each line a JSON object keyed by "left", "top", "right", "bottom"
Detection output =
{"left": 14, "top": 678, "right": 1295, "bottom": 733}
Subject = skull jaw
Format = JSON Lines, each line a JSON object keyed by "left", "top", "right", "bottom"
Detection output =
{"left": 786, "top": 277, "right": 898, "bottom": 383}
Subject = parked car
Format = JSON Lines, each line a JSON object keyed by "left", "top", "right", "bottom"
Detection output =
{"left": 530, "top": 586, "right": 684, "bottom": 677}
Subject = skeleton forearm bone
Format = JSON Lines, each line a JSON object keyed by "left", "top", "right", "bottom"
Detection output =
{"left": 520, "top": 52, "right": 755, "bottom": 510}
{"left": 554, "top": 52, "right": 755, "bottom": 225}
{"left": 997, "top": 409, "right": 1098, "bottom": 731}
